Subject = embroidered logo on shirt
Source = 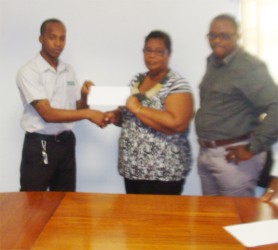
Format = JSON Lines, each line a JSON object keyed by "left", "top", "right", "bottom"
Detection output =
{"left": 67, "top": 81, "right": 75, "bottom": 86}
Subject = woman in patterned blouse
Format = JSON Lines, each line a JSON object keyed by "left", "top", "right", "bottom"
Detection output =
{"left": 106, "top": 30, "right": 194, "bottom": 195}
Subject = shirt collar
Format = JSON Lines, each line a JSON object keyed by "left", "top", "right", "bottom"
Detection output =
{"left": 36, "top": 53, "right": 67, "bottom": 73}
{"left": 208, "top": 47, "right": 240, "bottom": 66}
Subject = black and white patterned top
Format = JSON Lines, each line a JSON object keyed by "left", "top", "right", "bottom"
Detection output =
{"left": 118, "top": 69, "right": 192, "bottom": 181}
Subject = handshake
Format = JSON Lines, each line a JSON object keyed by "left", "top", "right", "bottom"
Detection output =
{"left": 81, "top": 82, "right": 142, "bottom": 128}
{"left": 82, "top": 84, "right": 142, "bottom": 128}
{"left": 89, "top": 94, "right": 142, "bottom": 128}
{"left": 86, "top": 94, "right": 142, "bottom": 128}
{"left": 88, "top": 108, "right": 122, "bottom": 128}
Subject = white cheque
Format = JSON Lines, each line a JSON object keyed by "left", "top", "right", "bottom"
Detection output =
{"left": 88, "top": 86, "right": 131, "bottom": 106}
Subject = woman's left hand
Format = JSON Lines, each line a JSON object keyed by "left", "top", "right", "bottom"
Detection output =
{"left": 126, "top": 95, "right": 141, "bottom": 114}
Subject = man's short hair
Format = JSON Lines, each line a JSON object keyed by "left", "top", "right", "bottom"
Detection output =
{"left": 40, "top": 18, "right": 64, "bottom": 35}
{"left": 212, "top": 14, "right": 239, "bottom": 33}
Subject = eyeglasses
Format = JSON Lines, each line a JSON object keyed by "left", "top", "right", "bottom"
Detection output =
{"left": 207, "top": 33, "right": 236, "bottom": 41}
{"left": 143, "top": 48, "right": 168, "bottom": 57}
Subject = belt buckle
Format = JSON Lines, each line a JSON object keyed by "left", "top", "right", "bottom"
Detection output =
{"left": 200, "top": 140, "right": 206, "bottom": 148}
{"left": 209, "top": 140, "right": 217, "bottom": 148}
{"left": 54, "top": 133, "right": 61, "bottom": 142}
{"left": 204, "top": 140, "right": 217, "bottom": 148}
{"left": 199, "top": 139, "right": 217, "bottom": 148}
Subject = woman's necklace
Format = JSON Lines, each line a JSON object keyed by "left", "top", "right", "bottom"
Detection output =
{"left": 131, "top": 72, "right": 169, "bottom": 101}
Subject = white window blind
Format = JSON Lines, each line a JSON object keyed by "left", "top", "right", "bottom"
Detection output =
{"left": 240, "top": 0, "right": 278, "bottom": 83}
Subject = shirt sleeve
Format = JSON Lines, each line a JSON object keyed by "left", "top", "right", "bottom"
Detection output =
{"left": 16, "top": 66, "right": 47, "bottom": 105}
{"left": 238, "top": 62, "right": 278, "bottom": 153}
{"left": 167, "top": 71, "right": 192, "bottom": 94}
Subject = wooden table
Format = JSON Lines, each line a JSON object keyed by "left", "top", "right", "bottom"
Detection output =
{"left": 1, "top": 192, "right": 277, "bottom": 250}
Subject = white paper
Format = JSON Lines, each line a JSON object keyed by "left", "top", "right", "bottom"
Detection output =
{"left": 224, "top": 219, "right": 278, "bottom": 247}
{"left": 88, "top": 86, "right": 130, "bottom": 106}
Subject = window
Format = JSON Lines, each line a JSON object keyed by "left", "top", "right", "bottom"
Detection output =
{"left": 240, "top": 0, "right": 278, "bottom": 83}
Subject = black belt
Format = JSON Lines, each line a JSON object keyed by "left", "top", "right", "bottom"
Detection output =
{"left": 198, "top": 134, "right": 250, "bottom": 148}
{"left": 25, "top": 130, "right": 73, "bottom": 142}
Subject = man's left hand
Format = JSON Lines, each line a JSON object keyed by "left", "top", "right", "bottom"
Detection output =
{"left": 225, "top": 144, "right": 254, "bottom": 164}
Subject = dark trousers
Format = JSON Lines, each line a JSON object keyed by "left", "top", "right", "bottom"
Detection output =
{"left": 20, "top": 131, "right": 76, "bottom": 191}
{"left": 257, "top": 150, "right": 273, "bottom": 188}
{"left": 124, "top": 178, "right": 185, "bottom": 195}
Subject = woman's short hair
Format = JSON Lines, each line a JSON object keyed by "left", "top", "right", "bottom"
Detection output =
{"left": 145, "top": 30, "right": 172, "bottom": 54}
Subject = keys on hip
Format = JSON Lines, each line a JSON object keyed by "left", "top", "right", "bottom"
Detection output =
{"left": 41, "top": 140, "right": 48, "bottom": 165}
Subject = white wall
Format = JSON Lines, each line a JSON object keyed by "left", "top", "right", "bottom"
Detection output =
{"left": 0, "top": 0, "right": 239, "bottom": 194}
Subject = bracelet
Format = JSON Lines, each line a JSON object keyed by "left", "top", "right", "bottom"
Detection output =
{"left": 135, "top": 105, "right": 142, "bottom": 114}
{"left": 266, "top": 188, "right": 275, "bottom": 194}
